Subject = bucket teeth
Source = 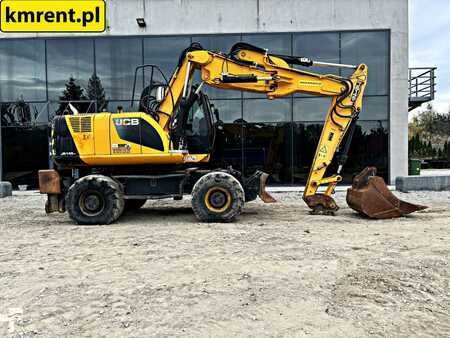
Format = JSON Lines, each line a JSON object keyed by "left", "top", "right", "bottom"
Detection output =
{"left": 346, "top": 167, "right": 427, "bottom": 219}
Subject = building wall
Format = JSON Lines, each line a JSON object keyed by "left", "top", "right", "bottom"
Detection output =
{"left": 0, "top": 0, "right": 409, "bottom": 183}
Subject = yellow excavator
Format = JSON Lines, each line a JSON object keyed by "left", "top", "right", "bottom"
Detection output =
{"left": 39, "top": 42, "right": 425, "bottom": 224}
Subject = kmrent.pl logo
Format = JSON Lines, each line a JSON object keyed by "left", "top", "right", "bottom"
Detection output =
{"left": 0, "top": 0, "right": 106, "bottom": 32}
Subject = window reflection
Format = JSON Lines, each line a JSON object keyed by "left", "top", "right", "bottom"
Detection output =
{"left": 243, "top": 122, "right": 292, "bottom": 185}
{"left": 243, "top": 98, "right": 291, "bottom": 123}
{"left": 293, "top": 32, "right": 340, "bottom": 82}
{"left": 0, "top": 31, "right": 390, "bottom": 187}
{"left": 192, "top": 35, "right": 242, "bottom": 99}
{"left": 293, "top": 120, "right": 388, "bottom": 184}
{"left": 1, "top": 101, "right": 47, "bottom": 126}
{"left": 360, "top": 96, "right": 389, "bottom": 120}
{"left": 95, "top": 38, "right": 143, "bottom": 101}
{"left": 293, "top": 97, "right": 331, "bottom": 122}
{"left": 47, "top": 39, "right": 94, "bottom": 100}
{"left": 144, "top": 36, "right": 191, "bottom": 84}
{"left": 341, "top": 31, "right": 389, "bottom": 96}
{"left": 209, "top": 99, "right": 242, "bottom": 123}
{"left": 210, "top": 123, "right": 243, "bottom": 172}
{"left": 107, "top": 101, "right": 134, "bottom": 113}
{"left": 243, "top": 33, "right": 291, "bottom": 55}
{"left": 243, "top": 33, "right": 292, "bottom": 98}
{"left": 1, "top": 124, "right": 49, "bottom": 188}
{"left": 0, "top": 39, "right": 46, "bottom": 102}
{"left": 192, "top": 34, "right": 241, "bottom": 54}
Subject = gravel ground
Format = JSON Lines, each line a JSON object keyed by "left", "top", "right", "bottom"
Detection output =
{"left": 0, "top": 191, "right": 449, "bottom": 337}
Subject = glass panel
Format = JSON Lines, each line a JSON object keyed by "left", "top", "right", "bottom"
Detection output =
{"left": 46, "top": 39, "right": 94, "bottom": 100}
{"left": 95, "top": 38, "right": 143, "bottom": 101}
{"left": 243, "top": 98, "right": 291, "bottom": 123}
{"left": 105, "top": 100, "right": 134, "bottom": 113}
{"left": 144, "top": 36, "right": 192, "bottom": 84}
{"left": 242, "top": 33, "right": 291, "bottom": 98}
{"left": 294, "top": 96, "right": 388, "bottom": 122}
{"left": 293, "top": 32, "right": 340, "bottom": 81}
{"left": 1, "top": 125, "right": 50, "bottom": 188}
{"left": 1, "top": 101, "right": 48, "bottom": 125}
{"left": 0, "top": 39, "right": 46, "bottom": 102}
{"left": 292, "top": 122, "right": 322, "bottom": 184}
{"left": 243, "top": 122, "right": 292, "bottom": 185}
{"left": 292, "top": 120, "right": 388, "bottom": 184}
{"left": 209, "top": 99, "right": 242, "bottom": 124}
{"left": 360, "top": 96, "right": 388, "bottom": 121}
{"left": 192, "top": 34, "right": 241, "bottom": 54}
{"left": 343, "top": 120, "right": 389, "bottom": 182}
{"left": 341, "top": 31, "right": 389, "bottom": 96}
{"left": 242, "top": 33, "right": 291, "bottom": 55}
{"left": 191, "top": 35, "right": 242, "bottom": 99}
{"left": 293, "top": 97, "right": 332, "bottom": 122}
{"left": 210, "top": 123, "right": 243, "bottom": 173}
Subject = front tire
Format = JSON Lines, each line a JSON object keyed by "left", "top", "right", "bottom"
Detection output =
{"left": 191, "top": 172, "right": 244, "bottom": 222}
{"left": 66, "top": 175, "right": 125, "bottom": 225}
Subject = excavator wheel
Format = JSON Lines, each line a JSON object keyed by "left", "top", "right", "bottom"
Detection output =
{"left": 191, "top": 172, "right": 244, "bottom": 222}
{"left": 124, "top": 199, "right": 147, "bottom": 212}
{"left": 66, "top": 175, "right": 125, "bottom": 225}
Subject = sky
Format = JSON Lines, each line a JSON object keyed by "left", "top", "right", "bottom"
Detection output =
{"left": 409, "top": 0, "right": 450, "bottom": 115}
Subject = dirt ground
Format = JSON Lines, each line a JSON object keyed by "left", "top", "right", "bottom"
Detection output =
{"left": 0, "top": 191, "right": 449, "bottom": 337}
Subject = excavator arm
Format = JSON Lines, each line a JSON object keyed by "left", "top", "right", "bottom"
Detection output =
{"left": 155, "top": 43, "right": 368, "bottom": 214}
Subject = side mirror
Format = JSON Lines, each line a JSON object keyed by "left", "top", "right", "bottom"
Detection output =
{"left": 155, "top": 86, "right": 165, "bottom": 102}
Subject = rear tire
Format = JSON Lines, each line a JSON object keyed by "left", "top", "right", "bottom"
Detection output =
{"left": 66, "top": 175, "right": 125, "bottom": 225}
{"left": 191, "top": 172, "right": 244, "bottom": 222}
{"left": 124, "top": 199, "right": 147, "bottom": 212}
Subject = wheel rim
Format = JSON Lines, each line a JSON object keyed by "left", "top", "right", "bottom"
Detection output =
{"left": 205, "top": 187, "right": 231, "bottom": 213}
{"left": 79, "top": 190, "right": 105, "bottom": 217}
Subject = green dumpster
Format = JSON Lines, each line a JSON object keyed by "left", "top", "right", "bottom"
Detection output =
{"left": 408, "top": 159, "right": 421, "bottom": 176}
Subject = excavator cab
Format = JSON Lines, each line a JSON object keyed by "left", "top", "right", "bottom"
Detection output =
{"left": 132, "top": 64, "right": 217, "bottom": 155}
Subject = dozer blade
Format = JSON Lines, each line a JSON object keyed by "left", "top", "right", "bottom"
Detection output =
{"left": 259, "top": 172, "right": 276, "bottom": 203}
{"left": 346, "top": 167, "right": 427, "bottom": 219}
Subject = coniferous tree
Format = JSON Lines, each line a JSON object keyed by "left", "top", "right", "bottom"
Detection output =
{"left": 86, "top": 73, "right": 107, "bottom": 112}
{"left": 57, "top": 77, "right": 87, "bottom": 115}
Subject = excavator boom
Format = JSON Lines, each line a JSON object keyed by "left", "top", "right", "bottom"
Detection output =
{"left": 155, "top": 42, "right": 369, "bottom": 214}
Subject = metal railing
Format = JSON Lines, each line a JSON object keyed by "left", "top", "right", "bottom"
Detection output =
{"left": 0, "top": 100, "right": 101, "bottom": 127}
{"left": 408, "top": 67, "right": 437, "bottom": 110}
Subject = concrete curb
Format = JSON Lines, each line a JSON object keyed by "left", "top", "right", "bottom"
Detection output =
{"left": 266, "top": 185, "right": 395, "bottom": 193}
{"left": 0, "top": 181, "right": 13, "bottom": 198}
{"left": 396, "top": 176, "right": 450, "bottom": 192}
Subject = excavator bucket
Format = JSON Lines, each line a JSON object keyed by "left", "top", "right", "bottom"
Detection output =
{"left": 259, "top": 172, "right": 277, "bottom": 203}
{"left": 346, "top": 167, "right": 427, "bottom": 219}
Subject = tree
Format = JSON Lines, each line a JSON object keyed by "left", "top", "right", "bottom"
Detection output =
{"left": 57, "top": 77, "right": 87, "bottom": 115}
{"left": 86, "top": 73, "right": 107, "bottom": 112}
{"left": 409, "top": 103, "right": 450, "bottom": 160}
{"left": 12, "top": 96, "right": 31, "bottom": 125}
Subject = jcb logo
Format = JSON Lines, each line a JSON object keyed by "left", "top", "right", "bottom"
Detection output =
{"left": 114, "top": 118, "right": 140, "bottom": 126}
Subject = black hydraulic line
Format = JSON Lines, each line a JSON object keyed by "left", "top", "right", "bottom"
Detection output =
{"left": 336, "top": 117, "right": 358, "bottom": 170}
{"left": 271, "top": 54, "right": 314, "bottom": 67}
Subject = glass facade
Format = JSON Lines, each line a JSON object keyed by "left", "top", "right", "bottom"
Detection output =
{"left": 0, "top": 31, "right": 389, "bottom": 187}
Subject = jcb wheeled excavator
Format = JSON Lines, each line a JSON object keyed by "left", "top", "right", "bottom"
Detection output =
{"left": 39, "top": 42, "right": 425, "bottom": 224}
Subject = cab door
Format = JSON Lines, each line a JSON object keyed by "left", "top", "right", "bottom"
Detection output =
{"left": 185, "top": 93, "right": 214, "bottom": 154}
